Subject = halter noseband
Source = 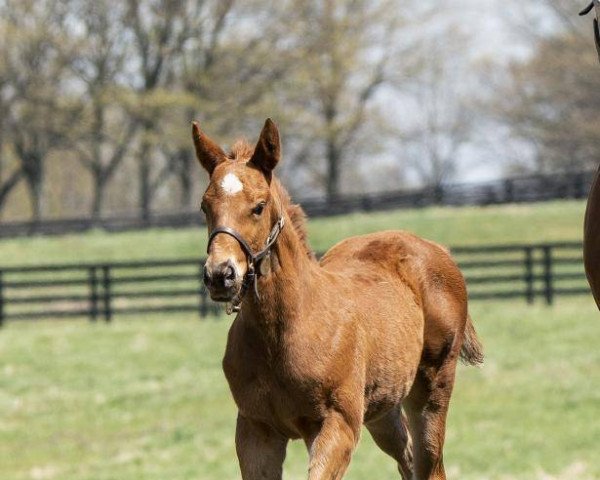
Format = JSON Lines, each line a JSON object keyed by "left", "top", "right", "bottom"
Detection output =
{"left": 207, "top": 216, "right": 285, "bottom": 314}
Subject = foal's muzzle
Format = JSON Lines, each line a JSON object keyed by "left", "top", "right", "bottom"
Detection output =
{"left": 204, "top": 216, "right": 284, "bottom": 312}
{"left": 203, "top": 260, "right": 240, "bottom": 301}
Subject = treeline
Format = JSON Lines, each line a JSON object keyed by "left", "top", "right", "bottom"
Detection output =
{"left": 0, "top": 0, "right": 598, "bottom": 222}
{"left": 0, "top": 0, "right": 416, "bottom": 221}
{"left": 491, "top": 0, "right": 600, "bottom": 175}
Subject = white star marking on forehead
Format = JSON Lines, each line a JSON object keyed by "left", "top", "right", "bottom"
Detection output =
{"left": 220, "top": 173, "right": 244, "bottom": 195}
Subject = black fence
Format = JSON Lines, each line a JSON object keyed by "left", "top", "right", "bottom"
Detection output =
{"left": 0, "top": 259, "right": 220, "bottom": 326}
{"left": 452, "top": 242, "right": 587, "bottom": 304}
{"left": 0, "top": 170, "right": 595, "bottom": 238}
{"left": 0, "top": 242, "right": 589, "bottom": 326}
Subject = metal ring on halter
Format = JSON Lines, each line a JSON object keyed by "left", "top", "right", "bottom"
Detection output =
{"left": 206, "top": 216, "right": 285, "bottom": 313}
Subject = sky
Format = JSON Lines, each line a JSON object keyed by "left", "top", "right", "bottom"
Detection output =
{"left": 376, "top": 0, "right": 588, "bottom": 185}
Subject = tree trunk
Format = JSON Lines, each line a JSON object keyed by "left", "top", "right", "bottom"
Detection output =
{"left": 178, "top": 148, "right": 193, "bottom": 209}
{"left": 23, "top": 153, "right": 43, "bottom": 221}
{"left": 326, "top": 138, "right": 340, "bottom": 203}
{"left": 179, "top": 108, "right": 195, "bottom": 210}
{"left": 25, "top": 175, "right": 42, "bottom": 221}
{"left": 91, "top": 171, "right": 107, "bottom": 221}
{"left": 90, "top": 98, "right": 105, "bottom": 221}
{"left": 0, "top": 169, "right": 22, "bottom": 215}
{"left": 139, "top": 151, "right": 150, "bottom": 223}
{"left": 138, "top": 121, "right": 153, "bottom": 223}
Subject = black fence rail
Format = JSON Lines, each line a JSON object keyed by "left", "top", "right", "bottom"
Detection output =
{"left": 0, "top": 242, "right": 589, "bottom": 326}
{"left": 453, "top": 242, "right": 586, "bottom": 304}
{"left": 0, "top": 170, "right": 595, "bottom": 238}
{"left": 0, "top": 259, "right": 219, "bottom": 326}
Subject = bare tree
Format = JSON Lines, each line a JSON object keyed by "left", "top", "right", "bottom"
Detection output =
{"left": 126, "top": 0, "right": 286, "bottom": 213}
{"left": 160, "top": 0, "right": 236, "bottom": 210}
{"left": 125, "top": 0, "right": 240, "bottom": 219}
{"left": 0, "top": 34, "right": 22, "bottom": 212}
{"left": 491, "top": 30, "right": 600, "bottom": 174}
{"left": 273, "top": 0, "right": 403, "bottom": 201}
{"left": 0, "top": 0, "right": 494, "bottom": 221}
{"left": 0, "top": 0, "right": 76, "bottom": 220}
{"left": 63, "top": 0, "right": 140, "bottom": 219}
{"left": 399, "top": 33, "right": 475, "bottom": 187}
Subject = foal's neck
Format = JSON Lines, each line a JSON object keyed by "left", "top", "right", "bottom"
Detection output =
{"left": 242, "top": 205, "right": 315, "bottom": 331}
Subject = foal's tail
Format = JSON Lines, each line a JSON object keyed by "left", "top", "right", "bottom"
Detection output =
{"left": 460, "top": 314, "right": 484, "bottom": 367}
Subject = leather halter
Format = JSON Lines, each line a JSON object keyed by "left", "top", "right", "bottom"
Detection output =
{"left": 207, "top": 216, "right": 285, "bottom": 314}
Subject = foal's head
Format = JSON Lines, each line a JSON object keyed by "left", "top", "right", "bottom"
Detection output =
{"left": 193, "top": 119, "right": 282, "bottom": 302}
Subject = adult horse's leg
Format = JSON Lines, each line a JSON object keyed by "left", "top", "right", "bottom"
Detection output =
{"left": 365, "top": 406, "right": 413, "bottom": 479}
{"left": 404, "top": 355, "right": 459, "bottom": 480}
{"left": 236, "top": 414, "right": 288, "bottom": 480}
{"left": 305, "top": 411, "right": 359, "bottom": 480}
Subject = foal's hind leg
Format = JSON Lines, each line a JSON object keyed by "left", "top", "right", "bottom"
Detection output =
{"left": 404, "top": 355, "right": 459, "bottom": 480}
{"left": 366, "top": 406, "right": 413, "bottom": 479}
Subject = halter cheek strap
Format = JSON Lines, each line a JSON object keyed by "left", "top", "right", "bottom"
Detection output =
{"left": 207, "top": 216, "right": 285, "bottom": 314}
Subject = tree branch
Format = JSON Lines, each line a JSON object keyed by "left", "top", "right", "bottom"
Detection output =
{"left": 0, "top": 168, "right": 23, "bottom": 206}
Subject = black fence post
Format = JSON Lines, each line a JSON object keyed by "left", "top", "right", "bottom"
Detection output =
{"left": 542, "top": 246, "right": 554, "bottom": 306}
{"left": 504, "top": 179, "right": 515, "bottom": 203}
{"left": 102, "top": 265, "right": 112, "bottom": 322}
{"left": 0, "top": 270, "right": 4, "bottom": 327}
{"left": 361, "top": 195, "right": 373, "bottom": 212}
{"left": 434, "top": 185, "right": 444, "bottom": 204}
{"left": 88, "top": 267, "right": 98, "bottom": 322}
{"left": 524, "top": 247, "right": 534, "bottom": 304}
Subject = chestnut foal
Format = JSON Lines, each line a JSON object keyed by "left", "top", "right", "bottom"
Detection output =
{"left": 193, "top": 119, "right": 483, "bottom": 480}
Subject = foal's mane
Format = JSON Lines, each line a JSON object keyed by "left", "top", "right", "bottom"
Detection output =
{"left": 229, "top": 140, "right": 316, "bottom": 261}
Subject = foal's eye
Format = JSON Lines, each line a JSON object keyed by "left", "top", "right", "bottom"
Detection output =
{"left": 252, "top": 202, "right": 266, "bottom": 216}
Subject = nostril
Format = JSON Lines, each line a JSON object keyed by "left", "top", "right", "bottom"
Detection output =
{"left": 222, "top": 262, "right": 236, "bottom": 288}
{"left": 224, "top": 265, "right": 235, "bottom": 280}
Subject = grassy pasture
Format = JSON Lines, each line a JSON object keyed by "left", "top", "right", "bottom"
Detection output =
{"left": 1, "top": 299, "right": 599, "bottom": 480}
{"left": 0, "top": 200, "right": 586, "bottom": 266}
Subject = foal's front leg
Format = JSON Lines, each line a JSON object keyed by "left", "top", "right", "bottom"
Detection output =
{"left": 236, "top": 414, "right": 288, "bottom": 480}
{"left": 306, "top": 411, "right": 360, "bottom": 480}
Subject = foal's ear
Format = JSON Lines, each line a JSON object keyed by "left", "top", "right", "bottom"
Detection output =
{"left": 192, "top": 122, "right": 226, "bottom": 175}
{"left": 249, "top": 118, "right": 281, "bottom": 176}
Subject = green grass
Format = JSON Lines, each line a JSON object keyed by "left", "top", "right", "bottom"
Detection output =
{"left": 1, "top": 298, "right": 599, "bottom": 480}
{"left": 0, "top": 200, "right": 586, "bottom": 267}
